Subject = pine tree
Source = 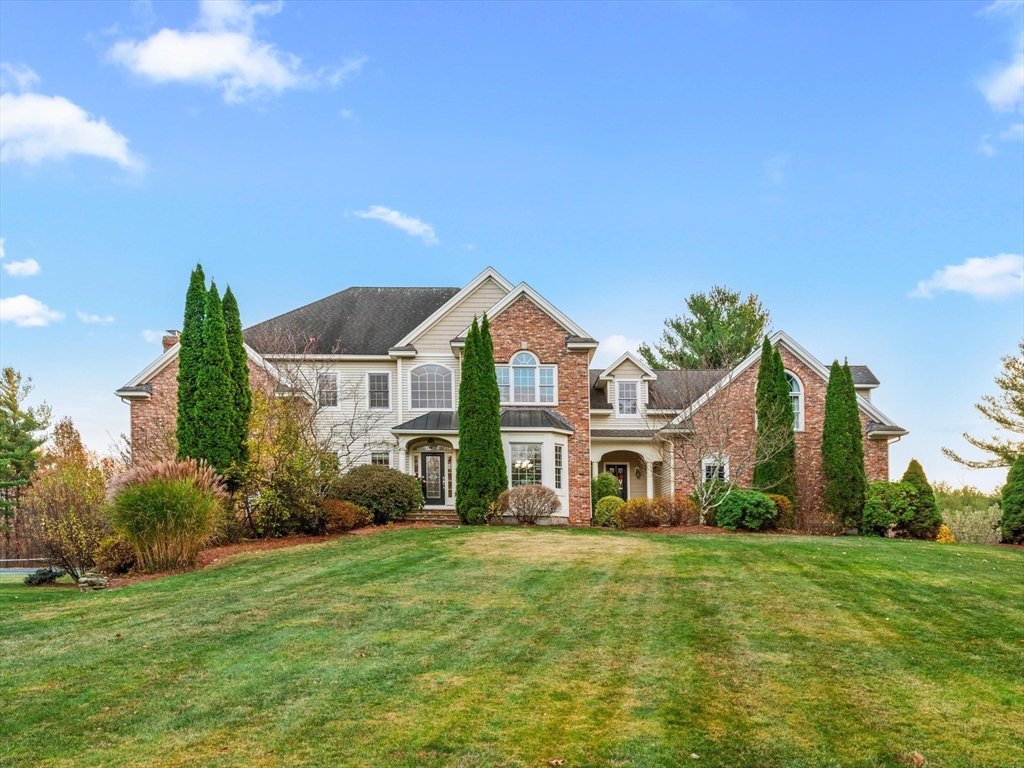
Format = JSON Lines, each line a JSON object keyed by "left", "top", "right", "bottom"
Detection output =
{"left": 822, "top": 360, "right": 867, "bottom": 526}
{"left": 900, "top": 459, "right": 942, "bottom": 539}
{"left": 752, "top": 339, "right": 796, "bottom": 504}
{"left": 1000, "top": 454, "right": 1024, "bottom": 544}
{"left": 176, "top": 264, "right": 207, "bottom": 459}
{"left": 222, "top": 285, "right": 251, "bottom": 469}
{"left": 193, "top": 282, "right": 236, "bottom": 475}
{"left": 478, "top": 314, "right": 507, "bottom": 504}
{"left": 0, "top": 368, "right": 51, "bottom": 528}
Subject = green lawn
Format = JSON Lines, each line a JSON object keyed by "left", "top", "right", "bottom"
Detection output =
{"left": 1, "top": 528, "right": 1022, "bottom": 768}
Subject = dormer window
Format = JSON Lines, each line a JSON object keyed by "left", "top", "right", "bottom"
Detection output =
{"left": 617, "top": 380, "right": 638, "bottom": 415}
{"left": 496, "top": 352, "right": 557, "bottom": 405}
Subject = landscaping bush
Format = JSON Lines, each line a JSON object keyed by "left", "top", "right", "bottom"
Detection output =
{"left": 594, "top": 495, "right": 624, "bottom": 527}
{"left": 93, "top": 535, "right": 137, "bottom": 575}
{"left": 935, "top": 524, "right": 956, "bottom": 543}
{"left": 766, "top": 493, "right": 795, "bottom": 529}
{"left": 651, "top": 495, "right": 685, "bottom": 526}
{"left": 944, "top": 505, "right": 1002, "bottom": 545}
{"left": 21, "top": 418, "right": 110, "bottom": 581}
{"left": 592, "top": 473, "right": 622, "bottom": 511}
{"left": 615, "top": 498, "right": 661, "bottom": 529}
{"left": 108, "top": 458, "right": 228, "bottom": 572}
{"left": 901, "top": 460, "right": 943, "bottom": 540}
{"left": 322, "top": 499, "right": 372, "bottom": 533}
{"left": 677, "top": 497, "right": 700, "bottom": 526}
{"left": 492, "top": 484, "right": 560, "bottom": 525}
{"left": 23, "top": 567, "right": 63, "bottom": 586}
{"left": 861, "top": 481, "right": 917, "bottom": 537}
{"left": 1001, "top": 454, "right": 1024, "bottom": 544}
{"left": 714, "top": 490, "right": 778, "bottom": 531}
{"left": 332, "top": 464, "right": 422, "bottom": 524}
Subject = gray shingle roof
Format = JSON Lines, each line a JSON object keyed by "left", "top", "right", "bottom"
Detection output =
{"left": 591, "top": 368, "right": 727, "bottom": 412}
{"left": 243, "top": 286, "right": 460, "bottom": 355}
{"left": 850, "top": 365, "right": 880, "bottom": 387}
{"left": 393, "top": 408, "right": 574, "bottom": 434}
{"left": 591, "top": 429, "right": 654, "bottom": 439}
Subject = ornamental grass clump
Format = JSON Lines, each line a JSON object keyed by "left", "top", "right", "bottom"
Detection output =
{"left": 108, "top": 458, "right": 228, "bottom": 572}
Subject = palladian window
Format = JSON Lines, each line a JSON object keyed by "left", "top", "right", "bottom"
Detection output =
{"left": 410, "top": 365, "right": 453, "bottom": 410}
{"left": 496, "top": 352, "right": 556, "bottom": 405}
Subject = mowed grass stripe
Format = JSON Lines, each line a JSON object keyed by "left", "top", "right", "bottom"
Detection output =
{"left": 0, "top": 527, "right": 1021, "bottom": 767}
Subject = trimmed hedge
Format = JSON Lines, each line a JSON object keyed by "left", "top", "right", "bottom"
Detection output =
{"left": 594, "top": 495, "right": 624, "bottom": 527}
{"left": 592, "top": 473, "right": 621, "bottom": 511}
{"left": 332, "top": 465, "right": 423, "bottom": 525}
{"left": 861, "top": 481, "right": 917, "bottom": 537}
{"left": 715, "top": 490, "right": 778, "bottom": 531}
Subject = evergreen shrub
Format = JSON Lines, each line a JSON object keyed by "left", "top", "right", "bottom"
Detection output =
{"left": 935, "top": 524, "right": 956, "bottom": 543}
{"left": 109, "top": 458, "right": 228, "bottom": 572}
{"left": 766, "top": 493, "right": 795, "bottom": 528}
{"left": 861, "top": 481, "right": 917, "bottom": 537}
{"left": 900, "top": 459, "right": 943, "bottom": 540}
{"left": 594, "top": 495, "right": 624, "bottom": 527}
{"left": 332, "top": 465, "right": 422, "bottom": 524}
{"left": 591, "top": 473, "right": 622, "bottom": 510}
{"left": 1001, "top": 454, "right": 1024, "bottom": 544}
{"left": 715, "top": 490, "right": 777, "bottom": 531}
{"left": 24, "top": 568, "right": 63, "bottom": 586}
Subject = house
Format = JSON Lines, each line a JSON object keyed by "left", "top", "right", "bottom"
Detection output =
{"left": 116, "top": 267, "right": 906, "bottom": 525}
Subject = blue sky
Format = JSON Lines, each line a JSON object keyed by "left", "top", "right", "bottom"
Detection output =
{"left": 1, "top": 0, "right": 1021, "bottom": 491}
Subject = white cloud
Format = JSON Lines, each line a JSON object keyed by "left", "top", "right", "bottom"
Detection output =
{"left": 911, "top": 253, "right": 1024, "bottom": 300}
{"left": 592, "top": 334, "right": 643, "bottom": 368}
{"left": 0, "top": 237, "right": 5, "bottom": 259}
{"left": 0, "top": 62, "right": 40, "bottom": 92}
{"left": 0, "top": 295, "right": 64, "bottom": 327}
{"left": 978, "top": 1, "right": 1023, "bottom": 18}
{"left": 979, "top": 134, "right": 998, "bottom": 155}
{"left": 141, "top": 329, "right": 163, "bottom": 343}
{"left": 761, "top": 153, "right": 789, "bottom": 187}
{"left": 2, "top": 258, "right": 40, "bottom": 276}
{"left": 108, "top": 0, "right": 364, "bottom": 104}
{"left": 977, "top": 1, "right": 1024, "bottom": 114}
{"left": 353, "top": 205, "right": 439, "bottom": 245}
{"left": 1001, "top": 122, "right": 1024, "bottom": 140}
{"left": 0, "top": 92, "right": 143, "bottom": 169}
{"left": 77, "top": 311, "right": 114, "bottom": 324}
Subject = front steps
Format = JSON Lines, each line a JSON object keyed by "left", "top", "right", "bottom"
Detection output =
{"left": 405, "top": 509, "right": 462, "bottom": 525}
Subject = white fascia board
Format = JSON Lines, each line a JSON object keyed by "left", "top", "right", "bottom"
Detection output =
{"left": 567, "top": 341, "right": 600, "bottom": 350}
{"left": 598, "top": 351, "right": 657, "bottom": 381}
{"left": 395, "top": 267, "right": 514, "bottom": 348}
{"left": 461, "top": 282, "right": 591, "bottom": 340}
{"left": 667, "top": 330, "right": 903, "bottom": 430}
{"left": 122, "top": 342, "right": 285, "bottom": 390}
{"left": 264, "top": 353, "right": 393, "bottom": 361}
{"left": 114, "top": 388, "right": 151, "bottom": 401}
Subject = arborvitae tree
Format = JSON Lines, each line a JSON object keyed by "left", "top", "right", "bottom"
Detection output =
{"left": 822, "top": 360, "right": 867, "bottom": 526}
{"left": 456, "top": 319, "right": 484, "bottom": 522}
{"left": 752, "top": 338, "right": 796, "bottom": 504}
{"left": 900, "top": 459, "right": 942, "bottom": 540}
{"left": 772, "top": 347, "right": 797, "bottom": 504}
{"left": 1000, "top": 454, "right": 1024, "bottom": 544}
{"left": 176, "top": 264, "right": 207, "bottom": 459}
{"left": 222, "top": 285, "right": 251, "bottom": 469}
{"left": 477, "top": 315, "right": 507, "bottom": 505}
{"left": 0, "top": 368, "right": 51, "bottom": 528}
{"left": 193, "top": 282, "right": 236, "bottom": 475}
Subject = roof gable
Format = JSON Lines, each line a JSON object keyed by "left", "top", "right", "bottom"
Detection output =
{"left": 598, "top": 351, "right": 657, "bottom": 381}
{"left": 117, "top": 342, "right": 283, "bottom": 395}
{"left": 459, "top": 281, "right": 591, "bottom": 341}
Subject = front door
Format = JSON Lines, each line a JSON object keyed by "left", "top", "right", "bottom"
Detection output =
{"left": 605, "top": 464, "right": 628, "bottom": 500}
{"left": 421, "top": 453, "right": 446, "bottom": 506}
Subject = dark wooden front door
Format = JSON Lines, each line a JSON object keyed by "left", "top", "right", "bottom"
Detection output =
{"left": 605, "top": 464, "right": 628, "bottom": 500}
{"left": 421, "top": 453, "right": 446, "bottom": 506}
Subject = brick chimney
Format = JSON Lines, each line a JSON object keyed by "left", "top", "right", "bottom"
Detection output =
{"left": 162, "top": 330, "right": 181, "bottom": 352}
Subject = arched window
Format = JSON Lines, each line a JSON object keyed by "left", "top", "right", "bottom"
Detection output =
{"left": 410, "top": 364, "right": 453, "bottom": 409}
{"left": 496, "top": 351, "right": 556, "bottom": 404}
{"left": 786, "top": 371, "right": 803, "bottom": 431}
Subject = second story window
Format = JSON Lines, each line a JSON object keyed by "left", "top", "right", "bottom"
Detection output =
{"left": 318, "top": 373, "right": 338, "bottom": 408}
{"left": 410, "top": 364, "right": 453, "bottom": 410}
{"left": 368, "top": 373, "right": 390, "bottom": 410}
{"left": 617, "top": 380, "right": 638, "bottom": 415}
{"left": 496, "top": 352, "right": 557, "bottom": 405}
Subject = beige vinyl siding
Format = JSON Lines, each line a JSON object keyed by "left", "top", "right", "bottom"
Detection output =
{"left": 607, "top": 358, "right": 647, "bottom": 379}
{"left": 411, "top": 277, "right": 509, "bottom": 355}
{"left": 306, "top": 361, "right": 399, "bottom": 464}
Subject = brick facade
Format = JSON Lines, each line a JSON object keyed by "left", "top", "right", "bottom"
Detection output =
{"left": 488, "top": 296, "right": 593, "bottom": 525}
{"left": 672, "top": 345, "right": 891, "bottom": 526}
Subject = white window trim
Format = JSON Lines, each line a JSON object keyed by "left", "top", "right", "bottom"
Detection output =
{"left": 497, "top": 350, "right": 558, "bottom": 406}
{"left": 509, "top": 442, "right": 544, "bottom": 486}
{"left": 554, "top": 444, "right": 564, "bottom": 490}
{"left": 786, "top": 370, "right": 805, "bottom": 433}
{"left": 701, "top": 454, "right": 729, "bottom": 483}
{"left": 616, "top": 379, "right": 640, "bottom": 418}
{"left": 370, "top": 449, "right": 392, "bottom": 467}
{"left": 365, "top": 371, "right": 392, "bottom": 411}
{"left": 409, "top": 363, "right": 455, "bottom": 412}
{"left": 317, "top": 371, "right": 339, "bottom": 409}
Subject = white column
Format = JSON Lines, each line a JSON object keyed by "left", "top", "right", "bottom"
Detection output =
{"left": 591, "top": 461, "right": 599, "bottom": 477}
{"left": 646, "top": 460, "right": 654, "bottom": 499}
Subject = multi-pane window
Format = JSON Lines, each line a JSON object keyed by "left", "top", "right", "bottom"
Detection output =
{"left": 317, "top": 373, "right": 338, "bottom": 408}
{"left": 371, "top": 450, "right": 391, "bottom": 467}
{"left": 410, "top": 365, "right": 453, "bottom": 409}
{"left": 702, "top": 456, "right": 728, "bottom": 482}
{"left": 368, "top": 373, "right": 390, "bottom": 409}
{"left": 511, "top": 443, "right": 542, "bottom": 486}
{"left": 496, "top": 352, "right": 556, "bottom": 404}
{"left": 554, "top": 444, "right": 563, "bottom": 490}
{"left": 617, "top": 381, "right": 638, "bottom": 415}
{"left": 496, "top": 366, "right": 510, "bottom": 402}
{"left": 786, "top": 372, "right": 803, "bottom": 431}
